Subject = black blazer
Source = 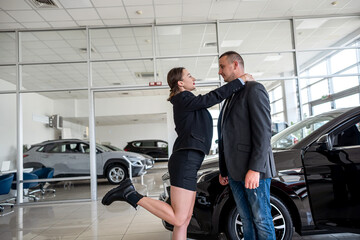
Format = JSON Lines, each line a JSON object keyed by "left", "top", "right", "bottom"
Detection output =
{"left": 170, "top": 79, "right": 244, "bottom": 155}
{"left": 218, "top": 81, "right": 276, "bottom": 181}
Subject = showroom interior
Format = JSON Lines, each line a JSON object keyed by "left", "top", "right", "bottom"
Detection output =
{"left": 0, "top": 0, "right": 359, "bottom": 239}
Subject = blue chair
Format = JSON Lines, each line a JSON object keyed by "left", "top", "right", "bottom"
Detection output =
{"left": 11, "top": 172, "right": 39, "bottom": 202}
{"left": 0, "top": 174, "right": 15, "bottom": 211}
{"left": 30, "top": 168, "right": 56, "bottom": 195}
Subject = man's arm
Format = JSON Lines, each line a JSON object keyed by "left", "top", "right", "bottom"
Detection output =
{"left": 246, "top": 83, "right": 272, "bottom": 189}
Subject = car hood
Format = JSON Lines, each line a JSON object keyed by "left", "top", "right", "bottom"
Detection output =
{"left": 109, "top": 150, "right": 145, "bottom": 159}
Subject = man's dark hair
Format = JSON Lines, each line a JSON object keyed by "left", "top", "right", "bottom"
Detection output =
{"left": 219, "top": 51, "right": 244, "bottom": 68}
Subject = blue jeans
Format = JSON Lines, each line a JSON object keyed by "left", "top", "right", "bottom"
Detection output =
{"left": 228, "top": 176, "right": 275, "bottom": 240}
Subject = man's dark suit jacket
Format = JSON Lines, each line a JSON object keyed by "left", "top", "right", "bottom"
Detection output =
{"left": 218, "top": 81, "right": 276, "bottom": 181}
{"left": 170, "top": 79, "right": 244, "bottom": 155}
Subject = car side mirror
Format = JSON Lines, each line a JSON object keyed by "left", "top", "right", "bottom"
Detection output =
{"left": 316, "top": 134, "right": 332, "bottom": 150}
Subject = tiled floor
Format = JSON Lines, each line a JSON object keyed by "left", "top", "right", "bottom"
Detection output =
{"left": 0, "top": 162, "right": 359, "bottom": 240}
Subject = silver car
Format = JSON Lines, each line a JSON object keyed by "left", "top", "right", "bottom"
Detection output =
{"left": 23, "top": 139, "right": 154, "bottom": 184}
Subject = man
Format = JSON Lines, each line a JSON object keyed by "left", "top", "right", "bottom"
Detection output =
{"left": 218, "top": 51, "right": 277, "bottom": 240}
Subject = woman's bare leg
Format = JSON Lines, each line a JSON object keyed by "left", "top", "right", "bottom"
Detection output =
{"left": 172, "top": 190, "right": 196, "bottom": 239}
{"left": 137, "top": 185, "right": 196, "bottom": 239}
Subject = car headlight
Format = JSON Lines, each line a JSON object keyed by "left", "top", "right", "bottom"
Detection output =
{"left": 125, "top": 156, "right": 144, "bottom": 166}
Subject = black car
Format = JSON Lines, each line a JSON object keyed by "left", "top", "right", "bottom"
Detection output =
{"left": 124, "top": 139, "right": 168, "bottom": 161}
{"left": 160, "top": 107, "right": 360, "bottom": 239}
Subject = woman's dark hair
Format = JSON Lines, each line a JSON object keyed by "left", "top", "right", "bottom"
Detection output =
{"left": 167, "top": 67, "right": 184, "bottom": 101}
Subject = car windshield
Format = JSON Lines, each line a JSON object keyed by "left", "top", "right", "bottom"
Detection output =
{"left": 96, "top": 143, "right": 112, "bottom": 152}
{"left": 271, "top": 111, "right": 345, "bottom": 149}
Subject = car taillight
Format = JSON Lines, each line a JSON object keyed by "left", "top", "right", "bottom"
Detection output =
{"left": 124, "top": 148, "right": 128, "bottom": 151}
{"left": 23, "top": 154, "right": 29, "bottom": 158}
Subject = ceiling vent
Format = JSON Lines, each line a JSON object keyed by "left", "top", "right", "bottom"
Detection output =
{"left": 135, "top": 72, "right": 158, "bottom": 78}
{"left": 28, "top": 0, "right": 59, "bottom": 8}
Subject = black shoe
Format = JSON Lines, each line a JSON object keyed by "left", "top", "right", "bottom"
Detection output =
{"left": 102, "top": 178, "right": 142, "bottom": 208}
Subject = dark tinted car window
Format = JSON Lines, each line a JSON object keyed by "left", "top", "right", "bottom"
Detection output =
{"left": 142, "top": 141, "right": 155, "bottom": 147}
{"left": 334, "top": 122, "right": 360, "bottom": 147}
{"left": 38, "top": 143, "right": 57, "bottom": 153}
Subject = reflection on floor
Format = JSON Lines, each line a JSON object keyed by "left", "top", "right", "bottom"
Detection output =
{"left": 0, "top": 162, "right": 359, "bottom": 240}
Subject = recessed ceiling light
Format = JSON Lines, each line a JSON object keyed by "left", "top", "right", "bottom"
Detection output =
{"left": 221, "top": 40, "right": 243, "bottom": 47}
{"left": 157, "top": 26, "right": 181, "bottom": 35}
{"left": 331, "top": 1, "right": 337, "bottom": 6}
{"left": 136, "top": 10, "right": 143, "bottom": 15}
{"left": 264, "top": 55, "right": 282, "bottom": 61}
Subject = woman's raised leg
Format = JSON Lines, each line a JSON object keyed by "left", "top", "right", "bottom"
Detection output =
{"left": 137, "top": 185, "right": 196, "bottom": 240}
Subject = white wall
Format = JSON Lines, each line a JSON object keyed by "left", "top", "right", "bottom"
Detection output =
{"left": 96, "top": 122, "right": 168, "bottom": 149}
{"left": 23, "top": 93, "right": 57, "bottom": 145}
{"left": 0, "top": 94, "right": 17, "bottom": 169}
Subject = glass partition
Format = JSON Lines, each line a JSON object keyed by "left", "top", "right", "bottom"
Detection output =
{"left": 21, "top": 63, "right": 88, "bottom": 90}
{"left": 91, "top": 26, "right": 153, "bottom": 59}
{"left": 156, "top": 24, "right": 217, "bottom": 56}
{"left": 92, "top": 59, "right": 154, "bottom": 87}
{"left": 0, "top": 65, "right": 16, "bottom": 91}
{"left": 219, "top": 20, "right": 293, "bottom": 53}
{"left": 295, "top": 16, "right": 360, "bottom": 50}
{"left": 157, "top": 56, "right": 220, "bottom": 83}
{"left": 0, "top": 32, "right": 16, "bottom": 64}
{"left": 22, "top": 90, "right": 90, "bottom": 202}
{"left": 242, "top": 52, "right": 295, "bottom": 79}
{"left": 0, "top": 94, "right": 16, "bottom": 173}
{"left": 20, "top": 30, "right": 87, "bottom": 62}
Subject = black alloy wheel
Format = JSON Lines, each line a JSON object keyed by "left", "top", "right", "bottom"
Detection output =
{"left": 225, "top": 195, "right": 294, "bottom": 240}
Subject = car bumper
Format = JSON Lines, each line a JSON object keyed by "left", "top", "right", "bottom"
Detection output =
{"left": 131, "top": 165, "right": 146, "bottom": 177}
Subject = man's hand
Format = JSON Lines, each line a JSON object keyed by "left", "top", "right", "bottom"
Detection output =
{"left": 240, "top": 73, "right": 254, "bottom": 82}
{"left": 245, "top": 170, "right": 260, "bottom": 189}
{"left": 219, "top": 174, "right": 229, "bottom": 186}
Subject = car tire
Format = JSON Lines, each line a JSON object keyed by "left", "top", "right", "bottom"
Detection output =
{"left": 225, "top": 195, "right": 294, "bottom": 240}
{"left": 106, "top": 164, "right": 128, "bottom": 184}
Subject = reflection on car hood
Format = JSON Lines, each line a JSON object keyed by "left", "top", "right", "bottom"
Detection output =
{"left": 102, "top": 151, "right": 145, "bottom": 160}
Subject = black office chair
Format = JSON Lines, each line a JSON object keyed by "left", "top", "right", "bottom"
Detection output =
{"left": 0, "top": 174, "right": 14, "bottom": 212}
{"left": 30, "top": 168, "right": 56, "bottom": 195}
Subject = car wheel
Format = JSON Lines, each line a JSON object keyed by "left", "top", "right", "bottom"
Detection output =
{"left": 106, "top": 164, "right": 128, "bottom": 184}
{"left": 225, "top": 195, "right": 294, "bottom": 240}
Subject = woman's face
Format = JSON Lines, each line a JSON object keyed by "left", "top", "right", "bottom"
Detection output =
{"left": 178, "top": 69, "right": 196, "bottom": 91}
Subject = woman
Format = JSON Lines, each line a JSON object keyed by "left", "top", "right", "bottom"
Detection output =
{"left": 102, "top": 67, "right": 252, "bottom": 240}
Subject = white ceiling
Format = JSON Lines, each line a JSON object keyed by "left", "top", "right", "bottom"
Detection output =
{"left": 0, "top": 0, "right": 359, "bottom": 29}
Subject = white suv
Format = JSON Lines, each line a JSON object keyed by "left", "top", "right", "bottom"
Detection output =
{"left": 23, "top": 139, "right": 154, "bottom": 184}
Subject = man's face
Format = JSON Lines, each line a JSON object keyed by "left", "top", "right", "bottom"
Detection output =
{"left": 218, "top": 56, "right": 237, "bottom": 82}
